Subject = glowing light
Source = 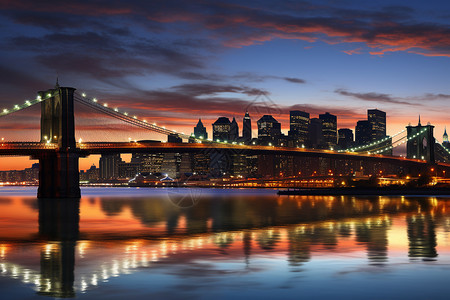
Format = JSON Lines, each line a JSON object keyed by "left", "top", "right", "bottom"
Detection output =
{"left": 82, "top": 93, "right": 86, "bottom": 97}
{"left": 114, "top": 108, "right": 119, "bottom": 112}
{"left": 93, "top": 98, "right": 98, "bottom": 102}
{"left": 2, "top": 109, "right": 8, "bottom": 113}
{"left": 103, "top": 103, "right": 108, "bottom": 107}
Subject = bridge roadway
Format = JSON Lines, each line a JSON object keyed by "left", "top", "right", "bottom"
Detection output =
{"left": 0, "top": 141, "right": 448, "bottom": 169}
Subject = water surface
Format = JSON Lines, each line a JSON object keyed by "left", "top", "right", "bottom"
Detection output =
{"left": 1, "top": 187, "right": 450, "bottom": 299}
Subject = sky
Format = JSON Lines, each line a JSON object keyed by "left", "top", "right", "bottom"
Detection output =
{"left": 0, "top": 0, "right": 449, "bottom": 170}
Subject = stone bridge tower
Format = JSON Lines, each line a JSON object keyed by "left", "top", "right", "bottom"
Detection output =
{"left": 36, "top": 83, "right": 80, "bottom": 198}
{"left": 406, "top": 117, "right": 435, "bottom": 163}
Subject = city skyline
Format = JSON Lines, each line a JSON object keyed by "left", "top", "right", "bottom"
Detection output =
{"left": 0, "top": 0, "right": 449, "bottom": 170}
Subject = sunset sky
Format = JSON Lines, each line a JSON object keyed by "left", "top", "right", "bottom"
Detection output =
{"left": 0, "top": 0, "right": 449, "bottom": 170}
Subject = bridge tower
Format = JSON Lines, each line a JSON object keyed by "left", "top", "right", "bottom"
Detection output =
{"left": 36, "top": 84, "right": 80, "bottom": 198}
{"left": 406, "top": 117, "right": 435, "bottom": 163}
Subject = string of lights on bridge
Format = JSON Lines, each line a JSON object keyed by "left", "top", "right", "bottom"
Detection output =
{"left": 0, "top": 93, "right": 54, "bottom": 117}
{"left": 337, "top": 129, "right": 406, "bottom": 153}
{"left": 434, "top": 137, "right": 450, "bottom": 157}
{"left": 75, "top": 92, "right": 252, "bottom": 146}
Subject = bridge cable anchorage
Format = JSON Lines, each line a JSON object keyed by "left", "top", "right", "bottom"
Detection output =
{"left": 74, "top": 92, "right": 220, "bottom": 144}
{"left": 0, "top": 93, "right": 53, "bottom": 117}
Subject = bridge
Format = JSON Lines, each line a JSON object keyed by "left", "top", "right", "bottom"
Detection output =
{"left": 1, "top": 84, "right": 450, "bottom": 197}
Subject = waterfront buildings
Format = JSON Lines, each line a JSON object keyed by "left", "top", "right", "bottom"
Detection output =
{"left": 338, "top": 128, "right": 354, "bottom": 150}
{"left": 194, "top": 119, "right": 208, "bottom": 139}
{"left": 213, "top": 117, "right": 231, "bottom": 142}
{"left": 257, "top": 115, "right": 281, "bottom": 145}
{"left": 368, "top": 109, "right": 386, "bottom": 141}
{"left": 319, "top": 112, "right": 337, "bottom": 148}
{"left": 242, "top": 111, "right": 252, "bottom": 143}
{"left": 289, "top": 110, "right": 310, "bottom": 146}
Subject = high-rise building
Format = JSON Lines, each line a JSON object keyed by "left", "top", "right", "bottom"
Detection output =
{"left": 338, "top": 128, "right": 353, "bottom": 150}
{"left": 230, "top": 117, "right": 239, "bottom": 141}
{"left": 257, "top": 115, "right": 281, "bottom": 144}
{"left": 443, "top": 127, "right": 449, "bottom": 149}
{"left": 131, "top": 152, "right": 164, "bottom": 173}
{"left": 368, "top": 109, "right": 386, "bottom": 141}
{"left": 319, "top": 112, "right": 337, "bottom": 148}
{"left": 99, "top": 153, "right": 122, "bottom": 180}
{"left": 355, "top": 120, "right": 372, "bottom": 146}
{"left": 194, "top": 118, "right": 208, "bottom": 139}
{"left": 242, "top": 111, "right": 252, "bottom": 143}
{"left": 308, "top": 118, "right": 324, "bottom": 148}
{"left": 289, "top": 110, "right": 310, "bottom": 146}
{"left": 213, "top": 117, "right": 231, "bottom": 142}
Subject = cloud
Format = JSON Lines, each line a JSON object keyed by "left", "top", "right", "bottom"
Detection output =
{"left": 342, "top": 48, "right": 363, "bottom": 55}
{"left": 283, "top": 77, "right": 306, "bottom": 84}
{"left": 2, "top": 1, "right": 450, "bottom": 58}
{"left": 335, "top": 89, "right": 417, "bottom": 106}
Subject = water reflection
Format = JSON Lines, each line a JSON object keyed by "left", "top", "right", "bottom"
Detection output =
{"left": 38, "top": 198, "right": 79, "bottom": 298}
{"left": 0, "top": 192, "right": 449, "bottom": 298}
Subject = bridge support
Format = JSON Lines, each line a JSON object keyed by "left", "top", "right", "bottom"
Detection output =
{"left": 37, "top": 85, "right": 80, "bottom": 198}
{"left": 406, "top": 120, "right": 435, "bottom": 163}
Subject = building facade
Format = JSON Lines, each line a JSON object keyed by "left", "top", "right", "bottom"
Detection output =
{"left": 319, "top": 112, "right": 337, "bottom": 148}
{"left": 289, "top": 110, "right": 310, "bottom": 146}
{"left": 213, "top": 117, "right": 231, "bottom": 142}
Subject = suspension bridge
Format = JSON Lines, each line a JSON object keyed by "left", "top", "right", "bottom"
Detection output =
{"left": 1, "top": 84, "right": 450, "bottom": 197}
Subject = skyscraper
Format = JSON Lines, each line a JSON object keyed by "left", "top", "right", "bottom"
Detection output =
{"left": 443, "top": 127, "right": 449, "bottom": 149}
{"left": 368, "top": 109, "right": 386, "bottom": 141}
{"left": 230, "top": 117, "right": 239, "bottom": 141}
{"left": 338, "top": 128, "right": 353, "bottom": 150}
{"left": 257, "top": 115, "right": 281, "bottom": 144}
{"left": 289, "top": 110, "right": 310, "bottom": 146}
{"left": 242, "top": 111, "right": 252, "bottom": 143}
{"left": 212, "top": 117, "right": 231, "bottom": 142}
{"left": 194, "top": 118, "right": 208, "bottom": 139}
{"left": 308, "top": 118, "right": 324, "bottom": 148}
{"left": 99, "top": 153, "right": 122, "bottom": 180}
{"left": 319, "top": 112, "right": 337, "bottom": 148}
{"left": 355, "top": 120, "right": 372, "bottom": 146}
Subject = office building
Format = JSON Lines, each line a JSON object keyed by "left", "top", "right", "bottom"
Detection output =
{"left": 242, "top": 111, "right": 252, "bottom": 143}
{"left": 230, "top": 117, "right": 239, "bottom": 141}
{"left": 338, "top": 128, "right": 353, "bottom": 150}
{"left": 213, "top": 117, "right": 231, "bottom": 142}
{"left": 194, "top": 118, "right": 208, "bottom": 139}
{"left": 99, "top": 153, "right": 122, "bottom": 180}
{"left": 368, "top": 109, "right": 386, "bottom": 141}
{"left": 257, "top": 115, "right": 281, "bottom": 144}
{"left": 319, "top": 112, "right": 337, "bottom": 148}
{"left": 355, "top": 120, "right": 372, "bottom": 146}
{"left": 308, "top": 118, "right": 324, "bottom": 148}
{"left": 289, "top": 110, "right": 310, "bottom": 146}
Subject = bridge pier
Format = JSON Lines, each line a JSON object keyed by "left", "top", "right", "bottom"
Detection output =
{"left": 37, "top": 152, "right": 80, "bottom": 198}
{"left": 37, "top": 85, "right": 80, "bottom": 198}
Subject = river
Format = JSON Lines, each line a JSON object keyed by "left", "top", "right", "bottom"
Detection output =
{"left": 1, "top": 187, "right": 450, "bottom": 299}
